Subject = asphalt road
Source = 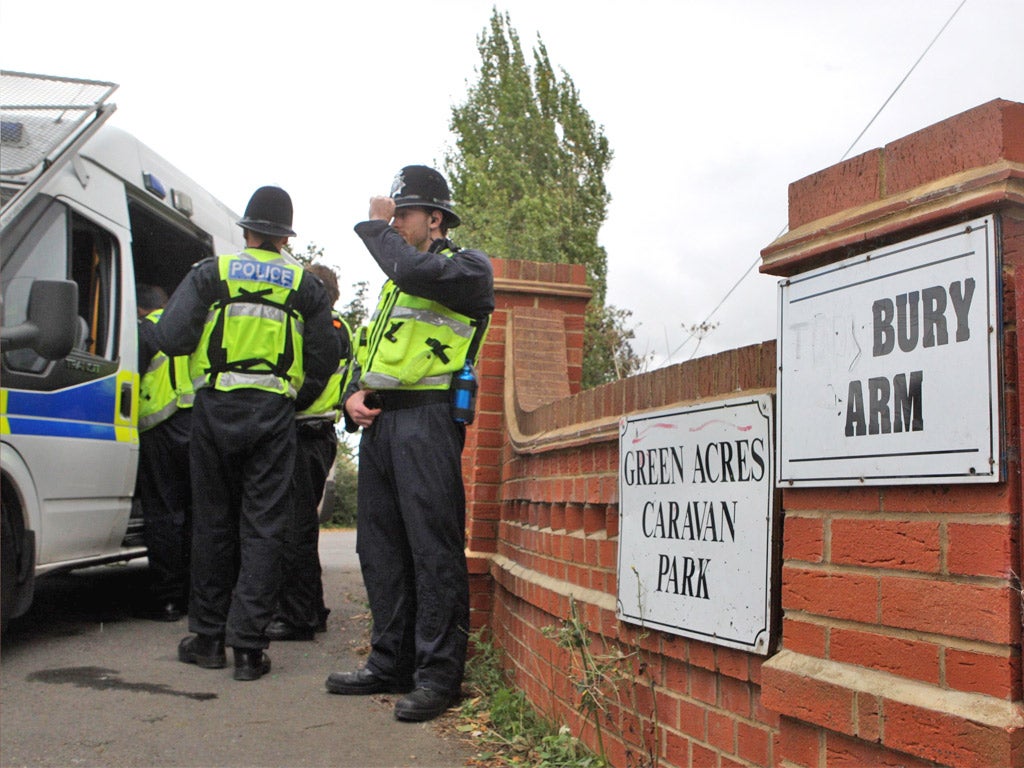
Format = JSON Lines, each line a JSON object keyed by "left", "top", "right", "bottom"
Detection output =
{"left": 0, "top": 529, "right": 477, "bottom": 768}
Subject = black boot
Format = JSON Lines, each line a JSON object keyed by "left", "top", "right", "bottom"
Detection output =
{"left": 265, "top": 619, "right": 314, "bottom": 642}
{"left": 233, "top": 648, "right": 271, "bottom": 681}
{"left": 394, "top": 687, "right": 459, "bottom": 722}
{"left": 146, "top": 600, "right": 186, "bottom": 622}
{"left": 178, "top": 634, "right": 225, "bottom": 669}
{"left": 316, "top": 608, "right": 330, "bottom": 633}
{"left": 325, "top": 667, "right": 414, "bottom": 695}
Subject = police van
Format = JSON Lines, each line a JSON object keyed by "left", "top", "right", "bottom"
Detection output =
{"left": 0, "top": 71, "right": 244, "bottom": 632}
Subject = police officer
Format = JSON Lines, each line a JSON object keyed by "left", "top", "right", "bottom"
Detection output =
{"left": 325, "top": 166, "right": 494, "bottom": 721}
{"left": 156, "top": 186, "right": 338, "bottom": 681}
{"left": 136, "top": 283, "right": 192, "bottom": 622}
{"left": 266, "top": 263, "right": 353, "bottom": 641}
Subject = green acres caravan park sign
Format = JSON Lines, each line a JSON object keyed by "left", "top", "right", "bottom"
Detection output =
{"left": 617, "top": 396, "right": 776, "bottom": 654}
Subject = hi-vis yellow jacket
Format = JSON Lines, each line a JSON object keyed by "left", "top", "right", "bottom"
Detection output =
{"left": 190, "top": 249, "right": 306, "bottom": 398}
{"left": 139, "top": 308, "right": 194, "bottom": 432}
{"left": 357, "top": 249, "right": 484, "bottom": 391}
{"left": 299, "top": 312, "right": 353, "bottom": 419}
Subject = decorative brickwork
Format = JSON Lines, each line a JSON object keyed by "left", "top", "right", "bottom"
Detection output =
{"left": 461, "top": 100, "right": 1024, "bottom": 767}
{"left": 763, "top": 99, "right": 1024, "bottom": 277}
{"left": 757, "top": 98, "right": 1024, "bottom": 768}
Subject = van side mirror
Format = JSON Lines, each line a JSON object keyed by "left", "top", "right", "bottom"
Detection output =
{"left": 0, "top": 279, "right": 79, "bottom": 359}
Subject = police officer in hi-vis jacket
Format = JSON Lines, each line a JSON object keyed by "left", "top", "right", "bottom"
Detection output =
{"left": 136, "top": 283, "right": 193, "bottom": 623}
{"left": 325, "top": 166, "right": 494, "bottom": 721}
{"left": 266, "top": 263, "right": 354, "bottom": 642}
{"left": 155, "top": 186, "right": 338, "bottom": 681}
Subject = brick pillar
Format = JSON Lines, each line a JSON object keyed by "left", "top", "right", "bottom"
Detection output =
{"left": 760, "top": 99, "right": 1024, "bottom": 767}
{"left": 463, "top": 258, "right": 591, "bottom": 630}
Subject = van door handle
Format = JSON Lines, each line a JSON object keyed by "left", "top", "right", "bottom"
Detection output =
{"left": 120, "top": 382, "right": 133, "bottom": 419}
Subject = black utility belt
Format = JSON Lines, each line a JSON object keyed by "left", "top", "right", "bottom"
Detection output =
{"left": 296, "top": 416, "right": 336, "bottom": 433}
{"left": 369, "top": 389, "right": 449, "bottom": 411}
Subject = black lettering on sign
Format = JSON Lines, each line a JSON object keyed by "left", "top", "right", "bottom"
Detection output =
{"left": 656, "top": 554, "right": 710, "bottom": 599}
{"left": 642, "top": 500, "right": 737, "bottom": 542}
{"left": 622, "top": 445, "right": 686, "bottom": 486}
{"left": 691, "top": 439, "right": 767, "bottom": 484}
{"left": 872, "top": 279, "right": 975, "bottom": 357}
{"left": 845, "top": 371, "right": 924, "bottom": 436}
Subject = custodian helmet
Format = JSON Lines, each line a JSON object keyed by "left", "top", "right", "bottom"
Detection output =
{"left": 390, "top": 165, "right": 460, "bottom": 228}
{"left": 237, "top": 186, "right": 297, "bottom": 237}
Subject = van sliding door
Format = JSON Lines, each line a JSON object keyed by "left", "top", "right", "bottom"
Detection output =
{"left": 1, "top": 197, "right": 137, "bottom": 565}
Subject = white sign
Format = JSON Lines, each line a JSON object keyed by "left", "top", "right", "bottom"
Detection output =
{"left": 617, "top": 396, "right": 776, "bottom": 655}
{"left": 777, "top": 216, "right": 1001, "bottom": 486}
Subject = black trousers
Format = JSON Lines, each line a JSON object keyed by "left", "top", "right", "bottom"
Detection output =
{"left": 138, "top": 408, "right": 192, "bottom": 605}
{"left": 356, "top": 400, "right": 468, "bottom": 695}
{"left": 277, "top": 417, "right": 337, "bottom": 630}
{"left": 188, "top": 388, "right": 296, "bottom": 649}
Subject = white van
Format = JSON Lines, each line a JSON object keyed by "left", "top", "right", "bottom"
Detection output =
{"left": 0, "top": 71, "right": 244, "bottom": 631}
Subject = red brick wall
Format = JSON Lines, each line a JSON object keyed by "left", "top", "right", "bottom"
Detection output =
{"left": 484, "top": 331, "right": 778, "bottom": 767}
{"left": 463, "top": 259, "right": 591, "bottom": 566}
{"left": 463, "top": 100, "right": 1024, "bottom": 767}
{"left": 757, "top": 98, "right": 1024, "bottom": 767}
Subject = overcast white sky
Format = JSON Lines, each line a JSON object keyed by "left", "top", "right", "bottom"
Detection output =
{"left": 3, "top": 0, "right": 1021, "bottom": 369}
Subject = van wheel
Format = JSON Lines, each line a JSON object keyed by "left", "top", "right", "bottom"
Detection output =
{"left": 1, "top": 500, "right": 18, "bottom": 635}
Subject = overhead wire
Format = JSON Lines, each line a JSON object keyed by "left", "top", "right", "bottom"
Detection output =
{"left": 663, "top": 0, "right": 970, "bottom": 365}
{"left": 837, "top": 0, "right": 969, "bottom": 163}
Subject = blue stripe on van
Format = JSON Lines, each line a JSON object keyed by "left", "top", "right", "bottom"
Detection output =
{"left": 3, "top": 377, "right": 117, "bottom": 423}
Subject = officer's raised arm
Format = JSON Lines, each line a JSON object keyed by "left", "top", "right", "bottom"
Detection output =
{"left": 368, "top": 196, "right": 395, "bottom": 223}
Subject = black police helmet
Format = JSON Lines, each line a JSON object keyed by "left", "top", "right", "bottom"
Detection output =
{"left": 390, "top": 165, "right": 460, "bottom": 228}
{"left": 237, "top": 186, "right": 296, "bottom": 237}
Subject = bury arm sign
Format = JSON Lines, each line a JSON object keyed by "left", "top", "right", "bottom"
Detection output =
{"left": 616, "top": 396, "right": 776, "bottom": 654}
{"left": 777, "top": 215, "right": 1001, "bottom": 486}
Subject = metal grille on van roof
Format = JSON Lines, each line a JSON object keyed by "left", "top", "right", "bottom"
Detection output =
{"left": 0, "top": 70, "right": 117, "bottom": 177}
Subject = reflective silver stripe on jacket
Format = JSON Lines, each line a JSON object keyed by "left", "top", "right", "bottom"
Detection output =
{"left": 226, "top": 303, "right": 305, "bottom": 335}
{"left": 387, "top": 305, "right": 475, "bottom": 338}
{"left": 194, "top": 371, "right": 296, "bottom": 398}
{"left": 360, "top": 371, "right": 454, "bottom": 390}
{"left": 139, "top": 401, "right": 178, "bottom": 431}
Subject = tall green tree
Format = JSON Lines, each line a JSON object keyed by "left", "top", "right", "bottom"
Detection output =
{"left": 446, "top": 8, "right": 645, "bottom": 387}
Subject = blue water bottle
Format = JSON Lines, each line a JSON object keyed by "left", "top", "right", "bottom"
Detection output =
{"left": 451, "top": 363, "right": 477, "bottom": 424}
